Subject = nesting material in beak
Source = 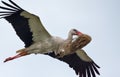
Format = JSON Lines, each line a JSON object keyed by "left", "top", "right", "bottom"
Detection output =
{"left": 71, "top": 34, "right": 91, "bottom": 51}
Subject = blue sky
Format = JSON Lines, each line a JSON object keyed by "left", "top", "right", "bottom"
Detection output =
{"left": 0, "top": 0, "right": 120, "bottom": 77}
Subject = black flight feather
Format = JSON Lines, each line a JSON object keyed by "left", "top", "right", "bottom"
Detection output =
{"left": 0, "top": 0, "right": 33, "bottom": 47}
{"left": 46, "top": 52, "right": 100, "bottom": 77}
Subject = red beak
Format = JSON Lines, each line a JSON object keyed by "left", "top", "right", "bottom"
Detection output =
{"left": 76, "top": 31, "right": 83, "bottom": 36}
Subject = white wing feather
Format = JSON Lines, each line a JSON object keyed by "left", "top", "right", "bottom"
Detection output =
{"left": 20, "top": 11, "right": 51, "bottom": 42}
{"left": 76, "top": 49, "right": 92, "bottom": 62}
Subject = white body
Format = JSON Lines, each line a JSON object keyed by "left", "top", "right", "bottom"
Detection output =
{"left": 26, "top": 36, "right": 64, "bottom": 54}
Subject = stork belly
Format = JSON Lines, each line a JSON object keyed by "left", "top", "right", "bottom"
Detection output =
{"left": 27, "top": 42, "right": 54, "bottom": 54}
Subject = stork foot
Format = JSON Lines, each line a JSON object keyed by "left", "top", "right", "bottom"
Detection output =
{"left": 55, "top": 50, "right": 66, "bottom": 58}
{"left": 4, "top": 48, "right": 29, "bottom": 63}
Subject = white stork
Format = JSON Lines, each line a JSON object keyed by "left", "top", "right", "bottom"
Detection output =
{"left": 0, "top": 0, "right": 100, "bottom": 77}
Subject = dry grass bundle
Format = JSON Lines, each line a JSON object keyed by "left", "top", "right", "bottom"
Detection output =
{"left": 71, "top": 34, "right": 91, "bottom": 51}
{"left": 56, "top": 34, "right": 92, "bottom": 57}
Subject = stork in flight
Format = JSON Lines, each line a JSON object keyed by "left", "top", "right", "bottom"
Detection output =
{"left": 0, "top": 0, "right": 100, "bottom": 77}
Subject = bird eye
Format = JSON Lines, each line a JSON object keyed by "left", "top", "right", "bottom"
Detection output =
{"left": 73, "top": 29, "right": 77, "bottom": 32}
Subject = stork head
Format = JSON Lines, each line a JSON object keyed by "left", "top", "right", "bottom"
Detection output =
{"left": 70, "top": 29, "right": 83, "bottom": 36}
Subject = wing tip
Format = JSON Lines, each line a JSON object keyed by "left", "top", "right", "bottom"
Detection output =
{"left": 0, "top": 0, "right": 23, "bottom": 18}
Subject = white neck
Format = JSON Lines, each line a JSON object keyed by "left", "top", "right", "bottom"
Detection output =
{"left": 66, "top": 31, "right": 73, "bottom": 42}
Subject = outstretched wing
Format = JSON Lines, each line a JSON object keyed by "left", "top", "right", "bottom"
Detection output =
{"left": 47, "top": 49, "right": 100, "bottom": 77}
{"left": 0, "top": 0, "right": 51, "bottom": 47}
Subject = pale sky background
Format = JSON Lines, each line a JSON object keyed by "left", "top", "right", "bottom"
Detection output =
{"left": 0, "top": 0, "right": 120, "bottom": 77}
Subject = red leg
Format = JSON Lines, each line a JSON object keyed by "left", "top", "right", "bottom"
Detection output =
{"left": 4, "top": 50, "right": 29, "bottom": 63}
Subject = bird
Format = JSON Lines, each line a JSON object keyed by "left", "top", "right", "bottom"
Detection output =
{"left": 0, "top": 0, "right": 100, "bottom": 77}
